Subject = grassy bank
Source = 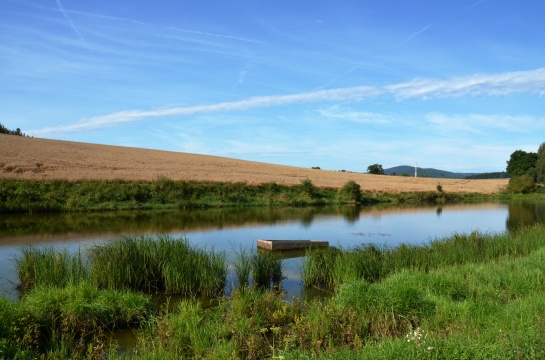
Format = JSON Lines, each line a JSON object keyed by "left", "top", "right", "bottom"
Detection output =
{"left": 0, "top": 178, "right": 480, "bottom": 213}
{"left": 3, "top": 225, "right": 545, "bottom": 358}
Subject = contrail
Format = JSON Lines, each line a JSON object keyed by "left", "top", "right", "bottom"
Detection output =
{"left": 55, "top": 0, "right": 90, "bottom": 48}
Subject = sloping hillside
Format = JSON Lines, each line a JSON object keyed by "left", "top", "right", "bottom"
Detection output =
{"left": 0, "top": 135, "right": 507, "bottom": 193}
{"left": 384, "top": 165, "right": 478, "bottom": 179}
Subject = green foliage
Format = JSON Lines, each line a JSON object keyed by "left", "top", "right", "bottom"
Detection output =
{"left": 506, "top": 149, "right": 537, "bottom": 177}
{"left": 339, "top": 180, "right": 363, "bottom": 203}
{"left": 7, "top": 225, "right": 545, "bottom": 358}
{"left": 251, "top": 252, "right": 283, "bottom": 290}
{"left": 0, "top": 179, "right": 343, "bottom": 213}
{"left": 15, "top": 246, "right": 87, "bottom": 292}
{"left": 367, "top": 163, "right": 385, "bottom": 175}
{"left": 303, "top": 225, "right": 545, "bottom": 289}
{"left": 536, "top": 142, "right": 545, "bottom": 184}
{"left": 15, "top": 235, "right": 227, "bottom": 297}
{"left": 506, "top": 174, "right": 536, "bottom": 194}
{"left": 465, "top": 171, "right": 508, "bottom": 179}
{"left": 0, "top": 122, "right": 24, "bottom": 136}
{"left": 436, "top": 184, "right": 443, "bottom": 192}
{"left": 2, "top": 282, "right": 151, "bottom": 358}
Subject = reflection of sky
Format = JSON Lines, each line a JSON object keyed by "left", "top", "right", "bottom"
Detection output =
{"left": 174, "top": 205, "right": 509, "bottom": 251}
{"left": 0, "top": 203, "right": 511, "bottom": 301}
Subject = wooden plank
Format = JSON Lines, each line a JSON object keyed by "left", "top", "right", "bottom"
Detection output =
{"left": 257, "top": 239, "right": 329, "bottom": 251}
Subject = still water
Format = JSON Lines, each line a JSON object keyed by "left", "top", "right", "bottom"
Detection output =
{"left": 1, "top": 200, "right": 544, "bottom": 300}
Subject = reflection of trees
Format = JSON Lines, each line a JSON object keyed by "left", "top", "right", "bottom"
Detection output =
{"left": 340, "top": 206, "right": 360, "bottom": 224}
{"left": 506, "top": 202, "right": 545, "bottom": 232}
{"left": 0, "top": 206, "right": 350, "bottom": 237}
{"left": 436, "top": 206, "right": 443, "bottom": 217}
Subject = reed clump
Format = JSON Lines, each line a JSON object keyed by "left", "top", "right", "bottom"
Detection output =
{"left": 88, "top": 235, "right": 226, "bottom": 296}
{"left": 233, "top": 249, "right": 283, "bottom": 290}
{"left": 15, "top": 246, "right": 87, "bottom": 292}
{"left": 14, "top": 235, "right": 227, "bottom": 297}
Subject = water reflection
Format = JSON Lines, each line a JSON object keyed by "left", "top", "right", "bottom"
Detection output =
{"left": 506, "top": 201, "right": 545, "bottom": 232}
{"left": 2, "top": 200, "right": 545, "bottom": 301}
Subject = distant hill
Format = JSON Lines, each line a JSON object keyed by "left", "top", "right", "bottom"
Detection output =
{"left": 384, "top": 166, "right": 479, "bottom": 179}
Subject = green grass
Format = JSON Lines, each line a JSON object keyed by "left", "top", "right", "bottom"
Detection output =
{"left": 15, "top": 246, "right": 88, "bottom": 292}
{"left": 108, "top": 238, "right": 545, "bottom": 359}
{"left": 15, "top": 235, "right": 227, "bottom": 297}
{"left": 88, "top": 235, "right": 227, "bottom": 296}
{"left": 302, "top": 224, "right": 545, "bottom": 289}
{"left": 0, "top": 178, "right": 490, "bottom": 213}
{"left": 1, "top": 282, "right": 152, "bottom": 359}
{"left": 7, "top": 224, "right": 545, "bottom": 359}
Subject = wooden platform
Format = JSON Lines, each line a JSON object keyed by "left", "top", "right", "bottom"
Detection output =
{"left": 257, "top": 239, "right": 329, "bottom": 251}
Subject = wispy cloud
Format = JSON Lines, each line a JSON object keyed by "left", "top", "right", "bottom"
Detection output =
{"left": 400, "top": 23, "right": 434, "bottom": 45}
{"left": 458, "top": 0, "right": 488, "bottom": 15}
{"left": 319, "top": 106, "right": 392, "bottom": 124}
{"left": 386, "top": 68, "right": 545, "bottom": 99}
{"left": 55, "top": 0, "right": 89, "bottom": 49}
{"left": 30, "top": 68, "right": 545, "bottom": 136}
{"left": 426, "top": 113, "right": 545, "bottom": 134}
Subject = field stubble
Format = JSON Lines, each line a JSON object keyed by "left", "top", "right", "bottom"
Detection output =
{"left": 0, "top": 135, "right": 507, "bottom": 193}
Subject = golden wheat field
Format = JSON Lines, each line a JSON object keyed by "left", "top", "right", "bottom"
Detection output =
{"left": 0, "top": 134, "right": 507, "bottom": 193}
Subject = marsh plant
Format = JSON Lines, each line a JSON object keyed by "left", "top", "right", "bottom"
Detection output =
{"left": 15, "top": 235, "right": 227, "bottom": 297}
{"left": 88, "top": 235, "right": 226, "bottom": 296}
{"left": 7, "top": 225, "right": 545, "bottom": 358}
{"left": 251, "top": 251, "right": 283, "bottom": 289}
{"left": 303, "top": 224, "right": 545, "bottom": 289}
{"left": 233, "top": 249, "right": 284, "bottom": 290}
{"left": 15, "top": 246, "right": 87, "bottom": 291}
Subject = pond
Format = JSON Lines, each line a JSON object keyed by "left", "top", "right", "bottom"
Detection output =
{"left": 1, "top": 200, "right": 544, "bottom": 300}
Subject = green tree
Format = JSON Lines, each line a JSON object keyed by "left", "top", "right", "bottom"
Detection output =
{"left": 506, "top": 150, "right": 537, "bottom": 178}
{"left": 367, "top": 164, "right": 384, "bottom": 175}
{"left": 340, "top": 180, "right": 363, "bottom": 203}
{"left": 536, "top": 142, "right": 545, "bottom": 184}
{"left": 506, "top": 174, "right": 535, "bottom": 194}
{"left": 0, "top": 122, "right": 24, "bottom": 136}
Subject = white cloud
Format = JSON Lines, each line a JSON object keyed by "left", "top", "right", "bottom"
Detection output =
{"left": 318, "top": 106, "right": 392, "bottom": 124}
{"left": 386, "top": 68, "right": 545, "bottom": 99}
{"left": 30, "top": 68, "right": 545, "bottom": 136}
{"left": 426, "top": 113, "right": 545, "bottom": 134}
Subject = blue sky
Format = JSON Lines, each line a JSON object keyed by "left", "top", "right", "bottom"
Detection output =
{"left": 1, "top": 0, "right": 544, "bottom": 173}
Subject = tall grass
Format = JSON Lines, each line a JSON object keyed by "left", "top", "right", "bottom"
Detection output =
{"left": 1, "top": 282, "right": 152, "bottom": 358}
{"left": 232, "top": 248, "right": 283, "bottom": 290}
{"left": 8, "top": 225, "right": 545, "bottom": 359}
{"left": 14, "top": 235, "right": 227, "bottom": 297}
{"left": 88, "top": 235, "right": 226, "bottom": 296}
{"left": 15, "top": 246, "right": 87, "bottom": 291}
{"left": 303, "top": 224, "right": 545, "bottom": 288}
{"left": 251, "top": 251, "right": 283, "bottom": 289}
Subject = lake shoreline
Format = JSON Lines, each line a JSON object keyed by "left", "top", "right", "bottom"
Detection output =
{"left": 0, "top": 178, "right": 498, "bottom": 214}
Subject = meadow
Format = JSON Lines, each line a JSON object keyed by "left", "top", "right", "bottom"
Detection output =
{"left": 2, "top": 224, "right": 545, "bottom": 359}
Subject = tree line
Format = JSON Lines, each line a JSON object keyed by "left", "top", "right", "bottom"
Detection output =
{"left": 0, "top": 122, "right": 25, "bottom": 136}
{"left": 505, "top": 143, "right": 545, "bottom": 193}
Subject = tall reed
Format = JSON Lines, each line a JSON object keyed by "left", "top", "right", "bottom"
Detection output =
{"left": 303, "top": 224, "right": 545, "bottom": 289}
{"left": 251, "top": 251, "right": 283, "bottom": 290}
{"left": 14, "top": 235, "right": 227, "bottom": 297}
{"left": 14, "top": 245, "right": 87, "bottom": 291}
{"left": 87, "top": 235, "right": 227, "bottom": 296}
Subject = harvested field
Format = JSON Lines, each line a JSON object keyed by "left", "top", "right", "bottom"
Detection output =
{"left": 0, "top": 134, "right": 507, "bottom": 193}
